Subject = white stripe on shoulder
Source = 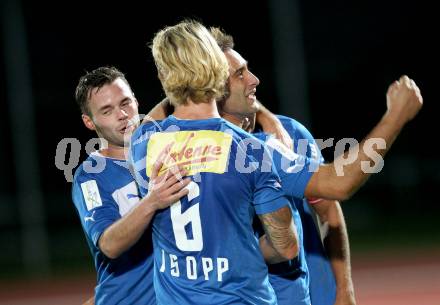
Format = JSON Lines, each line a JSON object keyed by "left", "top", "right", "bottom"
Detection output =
{"left": 265, "top": 137, "right": 299, "bottom": 161}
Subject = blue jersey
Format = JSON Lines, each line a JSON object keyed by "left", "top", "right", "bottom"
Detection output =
{"left": 130, "top": 115, "right": 313, "bottom": 305}
{"left": 264, "top": 116, "right": 337, "bottom": 305}
{"left": 71, "top": 153, "right": 155, "bottom": 305}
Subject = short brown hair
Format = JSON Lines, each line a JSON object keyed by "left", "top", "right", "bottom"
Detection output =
{"left": 75, "top": 66, "right": 130, "bottom": 116}
{"left": 210, "top": 27, "right": 234, "bottom": 51}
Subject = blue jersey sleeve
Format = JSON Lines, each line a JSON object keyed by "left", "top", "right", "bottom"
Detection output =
{"left": 261, "top": 135, "right": 319, "bottom": 199}
{"left": 260, "top": 116, "right": 324, "bottom": 198}
{"left": 277, "top": 115, "right": 324, "bottom": 163}
{"left": 72, "top": 170, "right": 122, "bottom": 248}
{"left": 251, "top": 141, "right": 290, "bottom": 215}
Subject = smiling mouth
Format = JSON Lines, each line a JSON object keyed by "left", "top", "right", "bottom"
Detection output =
{"left": 246, "top": 89, "right": 257, "bottom": 101}
{"left": 246, "top": 93, "right": 257, "bottom": 104}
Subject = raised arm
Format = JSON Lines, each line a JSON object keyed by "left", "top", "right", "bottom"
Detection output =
{"left": 305, "top": 75, "right": 423, "bottom": 201}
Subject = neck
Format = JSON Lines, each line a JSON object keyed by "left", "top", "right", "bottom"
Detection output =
{"left": 99, "top": 144, "right": 127, "bottom": 160}
{"left": 219, "top": 110, "right": 247, "bottom": 128}
{"left": 173, "top": 98, "right": 221, "bottom": 120}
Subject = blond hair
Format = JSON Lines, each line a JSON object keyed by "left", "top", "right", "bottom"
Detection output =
{"left": 151, "top": 20, "right": 229, "bottom": 106}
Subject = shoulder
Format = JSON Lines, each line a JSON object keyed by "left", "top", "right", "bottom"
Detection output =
{"left": 130, "top": 120, "right": 166, "bottom": 162}
{"left": 72, "top": 154, "right": 119, "bottom": 192}
{"left": 73, "top": 157, "right": 98, "bottom": 185}
{"left": 132, "top": 120, "right": 164, "bottom": 142}
{"left": 220, "top": 120, "right": 264, "bottom": 144}
{"left": 72, "top": 160, "right": 104, "bottom": 208}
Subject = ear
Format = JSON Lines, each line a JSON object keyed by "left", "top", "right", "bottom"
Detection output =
{"left": 82, "top": 114, "right": 96, "bottom": 131}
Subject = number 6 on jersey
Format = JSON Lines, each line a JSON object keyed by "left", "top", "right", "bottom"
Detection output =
{"left": 170, "top": 181, "right": 203, "bottom": 251}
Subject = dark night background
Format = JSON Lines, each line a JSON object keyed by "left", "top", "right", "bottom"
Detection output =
{"left": 0, "top": 0, "right": 439, "bottom": 298}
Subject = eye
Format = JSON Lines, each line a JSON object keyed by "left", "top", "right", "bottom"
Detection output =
{"left": 102, "top": 109, "right": 112, "bottom": 115}
{"left": 121, "top": 99, "right": 132, "bottom": 107}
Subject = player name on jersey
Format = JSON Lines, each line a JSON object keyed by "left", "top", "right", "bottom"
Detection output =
{"left": 158, "top": 249, "right": 229, "bottom": 282}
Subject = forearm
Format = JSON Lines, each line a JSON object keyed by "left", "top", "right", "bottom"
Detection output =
{"left": 98, "top": 197, "right": 157, "bottom": 259}
{"left": 312, "top": 200, "right": 356, "bottom": 303}
{"left": 306, "top": 113, "right": 405, "bottom": 200}
{"left": 259, "top": 235, "right": 289, "bottom": 264}
{"left": 326, "top": 234, "right": 356, "bottom": 303}
{"left": 143, "top": 97, "right": 170, "bottom": 123}
{"left": 334, "top": 113, "right": 403, "bottom": 196}
{"left": 322, "top": 202, "right": 355, "bottom": 299}
{"left": 258, "top": 206, "right": 299, "bottom": 261}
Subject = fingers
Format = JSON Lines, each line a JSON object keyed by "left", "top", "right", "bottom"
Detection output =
{"left": 409, "top": 78, "right": 421, "bottom": 95}
{"left": 150, "top": 160, "right": 163, "bottom": 180}
{"left": 389, "top": 75, "right": 421, "bottom": 96}
{"left": 150, "top": 144, "right": 172, "bottom": 179}
{"left": 400, "top": 75, "right": 411, "bottom": 88}
{"left": 410, "top": 79, "right": 418, "bottom": 90}
{"left": 148, "top": 164, "right": 192, "bottom": 207}
{"left": 268, "top": 121, "right": 293, "bottom": 150}
{"left": 399, "top": 76, "right": 423, "bottom": 101}
{"left": 387, "top": 80, "right": 400, "bottom": 95}
{"left": 155, "top": 174, "right": 191, "bottom": 207}
{"left": 281, "top": 133, "right": 293, "bottom": 149}
{"left": 166, "top": 177, "right": 191, "bottom": 196}
{"left": 161, "top": 167, "right": 189, "bottom": 190}
{"left": 386, "top": 75, "right": 423, "bottom": 123}
{"left": 167, "top": 187, "right": 190, "bottom": 204}
{"left": 153, "top": 165, "right": 187, "bottom": 187}
{"left": 398, "top": 75, "right": 420, "bottom": 92}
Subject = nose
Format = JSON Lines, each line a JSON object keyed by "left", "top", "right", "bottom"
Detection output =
{"left": 248, "top": 71, "right": 260, "bottom": 87}
{"left": 117, "top": 107, "right": 129, "bottom": 120}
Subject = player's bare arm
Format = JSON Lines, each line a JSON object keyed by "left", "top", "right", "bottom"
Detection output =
{"left": 312, "top": 199, "right": 356, "bottom": 305}
{"left": 258, "top": 206, "right": 299, "bottom": 264}
{"left": 305, "top": 75, "right": 423, "bottom": 201}
{"left": 144, "top": 97, "right": 171, "bottom": 122}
